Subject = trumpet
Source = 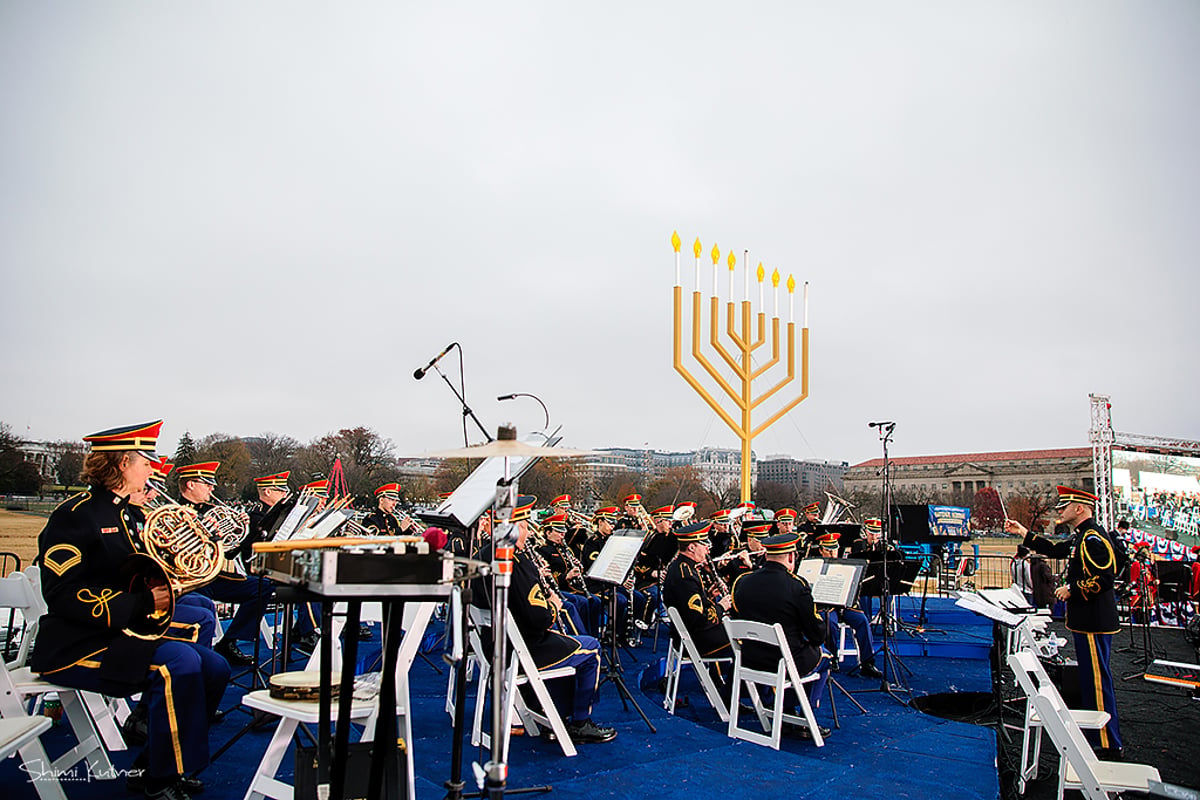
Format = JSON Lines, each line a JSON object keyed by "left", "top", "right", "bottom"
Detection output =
{"left": 633, "top": 504, "right": 657, "bottom": 533}
{"left": 390, "top": 507, "right": 427, "bottom": 534}
{"left": 567, "top": 509, "right": 595, "bottom": 533}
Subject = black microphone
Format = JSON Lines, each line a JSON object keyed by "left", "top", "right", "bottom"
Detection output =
{"left": 868, "top": 421, "right": 895, "bottom": 428}
{"left": 413, "top": 343, "right": 456, "bottom": 380}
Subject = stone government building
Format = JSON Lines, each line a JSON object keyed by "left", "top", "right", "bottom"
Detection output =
{"left": 843, "top": 447, "right": 1094, "bottom": 506}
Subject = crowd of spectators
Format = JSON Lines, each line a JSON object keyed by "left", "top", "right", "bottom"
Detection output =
{"left": 1122, "top": 488, "right": 1200, "bottom": 536}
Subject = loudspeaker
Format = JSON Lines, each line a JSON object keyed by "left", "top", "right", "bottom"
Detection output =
{"left": 891, "top": 504, "right": 930, "bottom": 544}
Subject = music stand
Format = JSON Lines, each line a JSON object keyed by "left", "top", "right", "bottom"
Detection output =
{"left": 420, "top": 429, "right": 597, "bottom": 800}
{"left": 586, "top": 531, "right": 656, "bottom": 733}
{"left": 953, "top": 591, "right": 1027, "bottom": 744}
{"left": 794, "top": 558, "right": 870, "bottom": 718}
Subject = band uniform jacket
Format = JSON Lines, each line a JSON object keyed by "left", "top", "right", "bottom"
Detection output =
{"left": 242, "top": 499, "right": 272, "bottom": 562}
{"left": 731, "top": 561, "right": 827, "bottom": 675}
{"left": 361, "top": 509, "right": 402, "bottom": 536}
{"left": 1024, "top": 518, "right": 1120, "bottom": 634}
{"left": 633, "top": 530, "right": 675, "bottom": 589}
{"left": 31, "top": 488, "right": 172, "bottom": 694}
{"left": 181, "top": 497, "right": 245, "bottom": 581}
{"left": 662, "top": 557, "right": 728, "bottom": 656}
{"left": 538, "top": 540, "right": 585, "bottom": 594}
{"left": 796, "top": 520, "right": 820, "bottom": 559}
{"left": 509, "top": 549, "right": 581, "bottom": 669}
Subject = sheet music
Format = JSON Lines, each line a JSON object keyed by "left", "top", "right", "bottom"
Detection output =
{"left": 276, "top": 496, "right": 319, "bottom": 540}
{"left": 979, "top": 587, "right": 1034, "bottom": 612}
{"left": 953, "top": 591, "right": 1024, "bottom": 627}
{"left": 587, "top": 532, "right": 645, "bottom": 585}
{"left": 796, "top": 558, "right": 866, "bottom": 608}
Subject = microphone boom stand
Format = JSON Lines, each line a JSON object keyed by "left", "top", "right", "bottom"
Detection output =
{"left": 868, "top": 422, "right": 913, "bottom": 703}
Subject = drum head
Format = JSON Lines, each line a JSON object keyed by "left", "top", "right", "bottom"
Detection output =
{"left": 268, "top": 670, "right": 339, "bottom": 701}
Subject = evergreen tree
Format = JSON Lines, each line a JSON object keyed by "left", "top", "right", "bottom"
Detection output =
{"left": 174, "top": 431, "right": 198, "bottom": 467}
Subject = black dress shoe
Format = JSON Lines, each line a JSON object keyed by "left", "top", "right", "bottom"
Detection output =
{"left": 121, "top": 704, "right": 149, "bottom": 746}
{"left": 566, "top": 719, "right": 618, "bottom": 744}
{"left": 129, "top": 773, "right": 204, "bottom": 796}
{"left": 796, "top": 723, "right": 832, "bottom": 741}
{"left": 291, "top": 631, "right": 320, "bottom": 653}
{"left": 785, "top": 721, "right": 831, "bottom": 740}
{"left": 1094, "top": 746, "right": 1124, "bottom": 761}
{"left": 857, "top": 662, "right": 885, "bottom": 680}
{"left": 214, "top": 639, "right": 254, "bottom": 667}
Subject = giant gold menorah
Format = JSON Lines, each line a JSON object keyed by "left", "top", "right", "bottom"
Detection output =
{"left": 671, "top": 231, "right": 809, "bottom": 503}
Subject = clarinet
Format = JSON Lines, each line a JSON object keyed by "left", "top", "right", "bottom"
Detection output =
{"left": 698, "top": 557, "right": 731, "bottom": 603}
{"left": 557, "top": 540, "right": 593, "bottom": 597}
{"left": 527, "top": 547, "right": 570, "bottom": 634}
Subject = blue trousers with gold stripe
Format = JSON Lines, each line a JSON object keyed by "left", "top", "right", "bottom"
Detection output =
{"left": 557, "top": 635, "right": 601, "bottom": 721}
{"left": 1073, "top": 631, "right": 1122, "bottom": 751}
{"left": 53, "top": 641, "right": 230, "bottom": 778}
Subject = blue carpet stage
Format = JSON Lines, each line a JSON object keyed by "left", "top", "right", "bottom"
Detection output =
{"left": 6, "top": 598, "right": 1001, "bottom": 800}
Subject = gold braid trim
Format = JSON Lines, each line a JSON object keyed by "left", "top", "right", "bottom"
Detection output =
{"left": 77, "top": 588, "right": 120, "bottom": 626}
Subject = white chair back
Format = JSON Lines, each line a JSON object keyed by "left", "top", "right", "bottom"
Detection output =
{"left": 663, "top": 606, "right": 730, "bottom": 721}
{"left": 722, "top": 617, "right": 824, "bottom": 749}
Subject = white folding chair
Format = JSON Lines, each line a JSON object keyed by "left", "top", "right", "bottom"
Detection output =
{"left": 1029, "top": 684, "right": 1159, "bottom": 800}
{"left": 722, "top": 618, "right": 824, "bottom": 749}
{"left": 22, "top": 566, "right": 129, "bottom": 751}
{"left": 0, "top": 664, "right": 64, "bottom": 800}
{"left": 468, "top": 607, "right": 577, "bottom": 759}
{"left": 1007, "top": 651, "right": 1149, "bottom": 798}
{"left": 663, "top": 606, "right": 731, "bottom": 721}
{"left": 836, "top": 621, "right": 859, "bottom": 666}
{"left": 241, "top": 620, "right": 368, "bottom": 800}
{"left": 0, "top": 570, "right": 121, "bottom": 782}
{"left": 241, "top": 689, "right": 377, "bottom": 800}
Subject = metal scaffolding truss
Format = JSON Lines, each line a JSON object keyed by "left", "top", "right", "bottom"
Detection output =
{"left": 1089, "top": 393, "right": 1200, "bottom": 529}
{"left": 1089, "top": 393, "right": 1116, "bottom": 529}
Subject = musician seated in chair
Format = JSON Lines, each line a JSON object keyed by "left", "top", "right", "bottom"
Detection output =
{"left": 486, "top": 495, "right": 618, "bottom": 745}
{"left": 176, "top": 461, "right": 277, "bottom": 666}
{"left": 662, "top": 521, "right": 732, "bottom": 658}
{"left": 31, "top": 421, "right": 230, "bottom": 800}
{"left": 729, "top": 531, "right": 831, "bottom": 740}
{"left": 361, "top": 483, "right": 410, "bottom": 536}
{"left": 583, "top": 506, "right": 638, "bottom": 647}
{"left": 539, "top": 512, "right": 603, "bottom": 637}
{"left": 815, "top": 531, "right": 884, "bottom": 680}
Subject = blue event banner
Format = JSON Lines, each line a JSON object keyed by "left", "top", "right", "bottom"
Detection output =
{"left": 930, "top": 505, "right": 971, "bottom": 538}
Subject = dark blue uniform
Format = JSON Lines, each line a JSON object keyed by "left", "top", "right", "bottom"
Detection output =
{"left": 661, "top": 556, "right": 730, "bottom": 657}
{"left": 184, "top": 498, "right": 277, "bottom": 645}
{"left": 1025, "top": 518, "right": 1123, "bottom": 751}
{"left": 31, "top": 488, "right": 229, "bottom": 781}
{"left": 509, "top": 548, "right": 601, "bottom": 722}
{"left": 731, "top": 561, "right": 829, "bottom": 703}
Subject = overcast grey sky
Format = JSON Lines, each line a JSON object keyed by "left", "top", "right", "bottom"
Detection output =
{"left": 2, "top": 2, "right": 1197, "bottom": 468}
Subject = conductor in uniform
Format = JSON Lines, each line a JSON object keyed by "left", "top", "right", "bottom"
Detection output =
{"left": 730, "top": 530, "right": 831, "bottom": 740}
{"left": 1006, "top": 486, "right": 1124, "bottom": 758}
